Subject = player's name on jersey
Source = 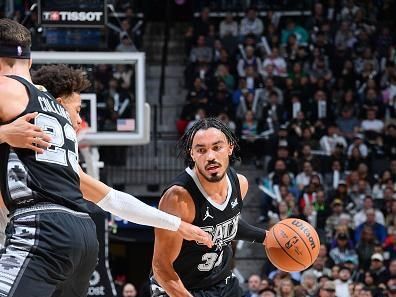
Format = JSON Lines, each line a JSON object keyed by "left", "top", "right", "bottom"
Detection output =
{"left": 200, "top": 213, "right": 240, "bottom": 246}
{"left": 37, "top": 95, "right": 72, "bottom": 123}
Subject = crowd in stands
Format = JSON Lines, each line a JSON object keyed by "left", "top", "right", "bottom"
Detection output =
{"left": 181, "top": 1, "right": 396, "bottom": 297}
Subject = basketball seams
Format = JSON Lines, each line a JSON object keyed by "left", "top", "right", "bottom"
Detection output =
{"left": 271, "top": 226, "right": 306, "bottom": 270}
{"left": 278, "top": 222, "right": 313, "bottom": 264}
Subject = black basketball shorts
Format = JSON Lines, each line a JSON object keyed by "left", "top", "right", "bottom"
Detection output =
{"left": 150, "top": 274, "right": 242, "bottom": 297}
{"left": 0, "top": 203, "right": 99, "bottom": 297}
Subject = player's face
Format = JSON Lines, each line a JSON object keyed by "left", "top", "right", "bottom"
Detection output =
{"left": 60, "top": 92, "right": 82, "bottom": 131}
{"left": 190, "top": 128, "right": 233, "bottom": 183}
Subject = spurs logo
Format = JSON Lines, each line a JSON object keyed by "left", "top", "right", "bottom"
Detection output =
{"left": 231, "top": 197, "right": 238, "bottom": 209}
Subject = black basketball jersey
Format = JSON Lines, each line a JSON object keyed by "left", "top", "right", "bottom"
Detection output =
{"left": 0, "top": 75, "right": 91, "bottom": 214}
{"left": 166, "top": 167, "right": 243, "bottom": 290}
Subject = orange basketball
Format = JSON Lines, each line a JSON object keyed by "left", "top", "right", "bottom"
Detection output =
{"left": 265, "top": 218, "right": 320, "bottom": 272}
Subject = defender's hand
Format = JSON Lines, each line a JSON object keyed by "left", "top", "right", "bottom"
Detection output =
{"left": 177, "top": 221, "right": 213, "bottom": 248}
{"left": 0, "top": 112, "right": 51, "bottom": 153}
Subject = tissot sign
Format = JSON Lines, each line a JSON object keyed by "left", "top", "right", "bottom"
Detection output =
{"left": 38, "top": 0, "right": 107, "bottom": 27}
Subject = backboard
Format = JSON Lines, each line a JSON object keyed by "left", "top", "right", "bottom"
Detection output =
{"left": 31, "top": 51, "right": 150, "bottom": 146}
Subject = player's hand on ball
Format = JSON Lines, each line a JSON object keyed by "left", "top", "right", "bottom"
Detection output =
{"left": 178, "top": 221, "right": 213, "bottom": 248}
{"left": 263, "top": 230, "right": 269, "bottom": 246}
{"left": 0, "top": 112, "right": 51, "bottom": 153}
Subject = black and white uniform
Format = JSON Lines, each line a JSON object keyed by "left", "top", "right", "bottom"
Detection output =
{"left": 151, "top": 167, "right": 243, "bottom": 297}
{"left": 0, "top": 76, "right": 98, "bottom": 297}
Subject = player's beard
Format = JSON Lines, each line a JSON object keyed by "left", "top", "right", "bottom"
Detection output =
{"left": 197, "top": 163, "right": 227, "bottom": 183}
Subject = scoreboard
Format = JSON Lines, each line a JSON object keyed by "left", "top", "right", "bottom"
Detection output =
{"left": 38, "top": 0, "right": 107, "bottom": 27}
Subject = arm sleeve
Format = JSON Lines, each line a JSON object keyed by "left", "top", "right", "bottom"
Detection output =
{"left": 97, "top": 189, "right": 181, "bottom": 231}
{"left": 235, "top": 218, "right": 266, "bottom": 243}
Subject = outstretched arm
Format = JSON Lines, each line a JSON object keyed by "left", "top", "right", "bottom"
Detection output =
{"left": 237, "top": 173, "right": 268, "bottom": 245}
{"left": 153, "top": 186, "right": 195, "bottom": 297}
{"left": 79, "top": 168, "right": 212, "bottom": 247}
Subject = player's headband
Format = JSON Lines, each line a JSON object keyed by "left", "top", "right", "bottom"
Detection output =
{"left": 0, "top": 43, "right": 31, "bottom": 59}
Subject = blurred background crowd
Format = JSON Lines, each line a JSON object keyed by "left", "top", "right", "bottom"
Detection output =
{"left": 179, "top": 1, "right": 396, "bottom": 297}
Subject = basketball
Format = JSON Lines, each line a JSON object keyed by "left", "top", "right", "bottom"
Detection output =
{"left": 265, "top": 218, "right": 320, "bottom": 272}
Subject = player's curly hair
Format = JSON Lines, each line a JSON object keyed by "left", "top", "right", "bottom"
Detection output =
{"left": 32, "top": 64, "right": 91, "bottom": 99}
{"left": 178, "top": 117, "right": 240, "bottom": 168}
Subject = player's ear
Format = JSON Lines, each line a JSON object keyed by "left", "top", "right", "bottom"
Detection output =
{"left": 229, "top": 144, "right": 234, "bottom": 156}
{"left": 190, "top": 148, "right": 195, "bottom": 163}
{"left": 56, "top": 97, "right": 63, "bottom": 105}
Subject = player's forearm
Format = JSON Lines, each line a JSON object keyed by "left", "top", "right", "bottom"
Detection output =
{"left": 80, "top": 170, "right": 182, "bottom": 231}
{"left": 235, "top": 218, "right": 267, "bottom": 244}
{"left": 97, "top": 189, "right": 181, "bottom": 231}
{"left": 0, "top": 125, "right": 8, "bottom": 144}
{"left": 79, "top": 169, "right": 111, "bottom": 202}
{"left": 153, "top": 266, "right": 193, "bottom": 297}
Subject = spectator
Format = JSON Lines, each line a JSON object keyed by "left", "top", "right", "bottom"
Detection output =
{"left": 296, "top": 161, "right": 322, "bottom": 190}
{"left": 219, "top": 12, "right": 238, "bottom": 38}
{"left": 255, "top": 78, "right": 284, "bottom": 111}
{"left": 324, "top": 161, "right": 347, "bottom": 190}
{"left": 214, "top": 64, "right": 235, "bottom": 91}
{"left": 309, "top": 58, "right": 333, "bottom": 86}
{"left": 236, "top": 90, "right": 257, "bottom": 121}
{"left": 355, "top": 226, "right": 378, "bottom": 270}
{"left": 369, "top": 253, "right": 390, "bottom": 285}
{"left": 259, "top": 288, "right": 276, "bottom": 297}
{"left": 353, "top": 196, "right": 385, "bottom": 228}
{"left": 347, "top": 134, "right": 368, "bottom": 159}
{"left": 314, "top": 190, "right": 331, "bottom": 231}
{"left": 278, "top": 278, "right": 295, "bottom": 297}
{"left": 116, "top": 33, "right": 138, "bottom": 52}
{"left": 360, "top": 108, "right": 384, "bottom": 134}
{"left": 237, "top": 110, "right": 263, "bottom": 163}
{"left": 217, "top": 112, "right": 236, "bottom": 133}
{"left": 317, "top": 281, "right": 337, "bottom": 297}
{"left": 268, "top": 145, "right": 298, "bottom": 175}
{"left": 340, "top": 0, "right": 360, "bottom": 22}
{"left": 325, "top": 200, "right": 345, "bottom": 237}
{"left": 329, "top": 232, "right": 359, "bottom": 265}
{"left": 193, "top": 7, "right": 212, "bottom": 37}
{"left": 355, "top": 208, "right": 387, "bottom": 243}
{"left": 181, "top": 77, "right": 209, "bottom": 121}
{"left": 281, "top": 19, "right": 309, "bottom": 46}
{"left": 384, "top": 124, "right": 396, "bottom": 158}
{"left": 336, "top": 107, "right": 360, "bottom": 141}
{"left": 262, "top": 47, "right": 287, "bottom": 78}
{"left": 244, "top": 65, "right": 265, "bottom": 91}
{"left": 122, "top": 283, "right": 137, "bottom": 297}
{"left": 335, "top": 266, "right": 353, "bottom": 297}
{"left": 347, "top": 147, "right": 368, "bottom": 171}
{"left": 244, "top": 274, "right": 262, "bottom": 297}
{"left": 240, "top": 7, "right": 264, "bottom": 38}
{"left": 320, "top": 124, "right": 347, "bottom": 155}
{"left": 189, "top": 35, "right": 213, "bottom": 64}
{"left": 237, "top": 46, "right": 263, "bottom": 78}
{"left": 305, "top": 256, "right": 332, "bottom": 279}
{"left": 335, "top": 21, "right": 355, "bottom": 50}
{"left": 372, "top": 170, "right": 393, "bottom": 200}
{"left": 300, "top": 270, "right": 319, "bottom": 297}
{"left": 261, "top": 91, "right": 286, "bottom": 130}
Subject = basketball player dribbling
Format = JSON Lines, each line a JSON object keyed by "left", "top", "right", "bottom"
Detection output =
{"left": 151, "top": 118, "right": 269, "bottom": 297}
{"left": 0, "top": 19, "right": 212, "bottom": 297}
